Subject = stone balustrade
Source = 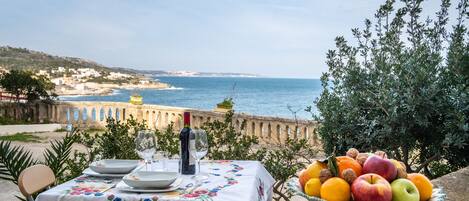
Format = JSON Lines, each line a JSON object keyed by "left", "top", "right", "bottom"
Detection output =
{"left": 0, "top": 101, "right": 320, "bottom": 145}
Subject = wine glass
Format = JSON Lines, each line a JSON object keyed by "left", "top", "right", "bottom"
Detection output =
{"left": 135, "top": 130, "right": 156, "bottom": 171}
{"left": 190, "top": 129, "right": 209, "bottom": 181}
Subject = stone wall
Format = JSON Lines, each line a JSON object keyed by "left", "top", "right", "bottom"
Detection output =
{"left": 0, "top": 101, "right": 320, "bottom": 145}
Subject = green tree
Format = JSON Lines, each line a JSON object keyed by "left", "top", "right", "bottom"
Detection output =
{"left": 0, "top": 70, "right": 56, "bottom": 102}
{"left": 314, "top": 0, "right": 468, "bottom": 178}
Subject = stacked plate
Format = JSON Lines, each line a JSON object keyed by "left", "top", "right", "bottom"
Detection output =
{"left": 116, "top": 171, "right": 182, "bottom": 192}
{"left": 83, "top": 159, "right": 182, "bottom": 193}
{"left": 83, "top": 160, "right": 140, "bottom": 177}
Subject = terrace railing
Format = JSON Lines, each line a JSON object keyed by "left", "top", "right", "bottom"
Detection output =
{"left": 0, "top": 101, "right": 320, "bottom": 145}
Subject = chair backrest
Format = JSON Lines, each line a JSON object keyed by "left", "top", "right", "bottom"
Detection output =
{"left": 18, "top": 164, "right": 55, "bottom": 198}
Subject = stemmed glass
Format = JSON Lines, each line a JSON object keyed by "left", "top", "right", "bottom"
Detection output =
{"left": 135, "top": 130, "right": 156, "bottom": 171}
{"left": 190, "top": 129, "right": 209, "bottom": 181}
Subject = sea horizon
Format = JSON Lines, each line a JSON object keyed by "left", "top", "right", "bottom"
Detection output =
{"left": 60, "top": 76, "right": 322, "bottom": 120}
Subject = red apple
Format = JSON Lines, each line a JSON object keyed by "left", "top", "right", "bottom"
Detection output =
{"left": 352, "top": 173, "right": 392, "bottom": 201}
{"left": 363, "top": 155, "right": 397, "bottom": 181}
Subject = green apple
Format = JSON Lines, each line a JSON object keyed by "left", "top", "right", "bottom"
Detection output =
{"left": 391, "top": 179, "right": 420, "bottom": 201}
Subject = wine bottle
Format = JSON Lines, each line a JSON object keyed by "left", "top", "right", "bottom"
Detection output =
{"left": 179, "top": 112, "right": 195, "bottom": 174}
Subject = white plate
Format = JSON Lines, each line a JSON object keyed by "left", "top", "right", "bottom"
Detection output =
{"left": 83, "top": 168, "right": 129, "bottom": 177}
{"left": 123, "top": 171, "right": 179, "bottom": 188}
{"left": 89, "top": 160, "right": 139, "bottom": 174}
{"left": 116, "top": 177, "right": 183, "bottom": 193}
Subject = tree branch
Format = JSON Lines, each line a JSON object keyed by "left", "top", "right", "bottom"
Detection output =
{"left": 415, "top": 153, "right": 440, "bottom": 173}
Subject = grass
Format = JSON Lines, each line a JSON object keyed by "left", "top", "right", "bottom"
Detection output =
{"left": 0, "top": 132, "right": 42, "bottom": 142}
{"left": 0, "top": 116, "right": 29, "bottom": 125}
{"left": 0, "top": 116, "right": 52, "bottom": 125}
{"left": 54, "top": 128, "right": 67, "bottom": 132}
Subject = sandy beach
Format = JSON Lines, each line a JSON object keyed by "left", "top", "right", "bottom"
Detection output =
{"left": 56, "top": 81, "right": 171, "bottom": 96}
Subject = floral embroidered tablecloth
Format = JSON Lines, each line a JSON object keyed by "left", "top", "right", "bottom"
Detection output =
{"left": 36, "top": 160, "right": 274, "bottom": 201}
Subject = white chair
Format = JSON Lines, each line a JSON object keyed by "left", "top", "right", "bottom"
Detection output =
{"left": 18, "top": 164, "right": 55, "bottom": 201}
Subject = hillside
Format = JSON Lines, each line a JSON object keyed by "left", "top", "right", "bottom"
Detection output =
{"left": 0, "top": 46, "right": 132, "bottom": 74}
{"left": 0, "top": 46, "right": 259, "bottom": 78}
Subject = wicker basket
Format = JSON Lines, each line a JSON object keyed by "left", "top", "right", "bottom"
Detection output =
{"left": 286, "top": 178, "right": 446, "bottom": 201}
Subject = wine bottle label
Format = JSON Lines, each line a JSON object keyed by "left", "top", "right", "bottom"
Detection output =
{"left": 189, "top": 139, "right": 196, "bottom": 165}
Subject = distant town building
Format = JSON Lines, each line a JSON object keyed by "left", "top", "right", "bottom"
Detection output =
{"left": 107, "top": 72, "right": 132, "bottom": 79}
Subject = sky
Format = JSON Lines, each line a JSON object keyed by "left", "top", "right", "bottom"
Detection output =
{"left": 0, "top": 0, "right": 457, "bottom": 78}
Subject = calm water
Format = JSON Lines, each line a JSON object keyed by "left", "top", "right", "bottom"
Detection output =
{"left": 60, "top": 77, "right": 322, "bottom": 119}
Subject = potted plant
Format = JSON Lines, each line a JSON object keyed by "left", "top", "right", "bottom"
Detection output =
{"left": 215, "top": 97, "right": 234, "bottom": 112}
{"left": 129, "top": 91, "right": 143, "bottom": 105}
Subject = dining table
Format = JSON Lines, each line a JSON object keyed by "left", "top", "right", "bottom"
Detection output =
{"left": 36, "top": 160, "right": 275, "bottom": 201}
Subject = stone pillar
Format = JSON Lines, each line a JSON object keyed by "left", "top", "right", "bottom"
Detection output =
{"left": 280, "top": 125, "right": 288, "bottom": 144}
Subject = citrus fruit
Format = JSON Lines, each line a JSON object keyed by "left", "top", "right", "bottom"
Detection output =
{"left": 304, "top": 178, "right": 321, "bottom": 197}
{"left": 299, "top": 160, "right": 327, "bottom": 188}
{"left": 336, "top": 156, "right": 362, "bottom": 178}
{"left": 408, "top": 173, "right": 433, "bottom": 201}
{"left": 320, "top": 177, "right": 350, "bottom": 201}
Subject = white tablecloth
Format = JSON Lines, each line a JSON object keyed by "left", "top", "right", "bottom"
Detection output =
{"left": 36, "top": 160, "right": 274, "bottom": 201}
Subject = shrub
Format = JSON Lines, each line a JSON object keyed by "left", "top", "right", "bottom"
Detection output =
{"left": 79, "top": 116, "right": 146, "bottom": 160}
{"left": 154, "top": 123, "right": 179, "bottom": 157}
{"left": 315, "top": 0, "right": 468, "bottom": 178}
{"left": 201, "top": 111, "right": 259, "bottom": 160}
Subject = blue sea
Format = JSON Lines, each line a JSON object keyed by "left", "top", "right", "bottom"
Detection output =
{"left": 60, "top": 77, "right": 322, "bottom": 120}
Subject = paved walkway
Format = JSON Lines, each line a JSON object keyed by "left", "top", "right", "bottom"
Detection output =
{"left": 0, "top": 124, "right": 62, "bottom": 135}
{"left": 432, "top": 166, "right": 469, "bottom": 201}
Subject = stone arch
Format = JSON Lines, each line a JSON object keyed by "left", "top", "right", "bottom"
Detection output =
{"left": 152, "top": 111, "right": 157, "bottom": 128}
{"left": 176, "top": 113, "right": 183, "bottom": 129}
{"left": 276, "top": 124, "right": 281, "bottom": 141}
{"left": 260, "top": 122, "right": 264, "bottom": 138}
{"left": 99, "top": 108, "right": 105, "bottom": 121}
{"left": 171, "top": 113, "right": 176, "bottom": 124}
{"left": 157, "top": 111, "right": 162, "bottom": 128}
{"left": 267, "top": 124, "right": 272, "bottom": 138}
{"left": 82, "top": 108, "right": 88, "bottom": 121}
{"left": 73, "top": 108, "right": 79, "bottom": 122}
{"left": 251, "top": 122, "right": 256, "bottom": 136}
{"left": 115, "top": 108, "right": 120, "bottom": 121}
{"left": 108, "top": 108, "right": 113, "bottom": 120}
{"left": 304, "top": 127, "right": 308, "bottom": 139}
{"left": 54, "top": 105, "right": 58, "bottom": 121}
{"left": 199, "top": 116, "right": 204, "bottom": 125}
{"left": 91, "top": 108, "right": 97, "bottom": 121}
{"left": 66, "top": 108, "right": 71, "bottom": 123}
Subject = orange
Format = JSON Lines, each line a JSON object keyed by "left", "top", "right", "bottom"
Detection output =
{"left": 336, "top": 156, "right": 362, "bottom": 178}
{"left": 299, "top": 160, "right": 327, "bottom": 188}
{"left": 320, "top": 177, "right": 350, "bottom": 201}
{"left": 408, "top": 173, "right": 433, "bottom": 201}
{"left": 304, "top": 178, "right": 321, "bottom": 197}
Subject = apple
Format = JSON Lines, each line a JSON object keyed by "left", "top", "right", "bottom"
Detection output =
{"left": 352, "top": 173, "right": 392, "bottom": 201}
{"left": 363, "top": 155, "right": 397, "bottom": 181}
{"left": 391, "top": 179, "right": 420, "bottom": 201}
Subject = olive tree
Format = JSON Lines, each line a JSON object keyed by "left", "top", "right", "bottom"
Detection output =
{"left": 315, "top": 0, "right": 468, "bottom": 178}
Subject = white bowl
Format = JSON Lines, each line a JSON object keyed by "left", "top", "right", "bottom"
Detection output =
{"left": 89, "top": 160, "right": 139, "bottom": 174}
{"left": 123, "top": 171, "right": 179, "bottom": 189}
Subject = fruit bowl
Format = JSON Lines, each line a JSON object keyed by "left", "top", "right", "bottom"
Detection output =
{"left": 286, "top": 178, "right": 326, "bottom": 201}
{"left": 290, "top": 148, "right": 448, "bottom": 201}
{"left": 286, "top": 177, "right": 446, "bottom": 201}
